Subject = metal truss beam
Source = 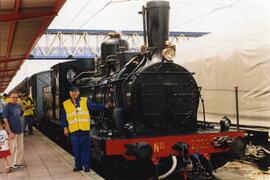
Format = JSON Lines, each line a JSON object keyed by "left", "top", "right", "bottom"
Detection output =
{"left": 30, "top": 29, "right": 208, "bottom": 60}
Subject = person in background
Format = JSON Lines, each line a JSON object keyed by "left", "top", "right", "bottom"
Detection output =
{"left": 17, "top": 93, "right": 24, "bottom": 107}
{"left": 3, "top": 93, "right": 10, "bottom": 104}
{"left": 61, "top": 86, "right": 105, "bottom": 172}
{"left": 0, "top": 95, "right": 5, "bottom": 119}
{"left": 17, "top": 92, "right": 25, "bottom": 134}
{"left": 22, "top": 93, "right": 35, "bottom": 135}
{"left": 3, "top": 91, "right": 25, "bottom": 169}
{"left": 0, "top": 120, "right": 11, "bottom": 173}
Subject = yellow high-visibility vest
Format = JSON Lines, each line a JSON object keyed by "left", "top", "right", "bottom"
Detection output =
{"left": 22, "top": 99, "right": 34, "bottom": 116}
{"left": 4, "top": 98, "right": 10, "bottom": 103}
{"left": 63, "top": 97, "right": 90, "bottom": 133}
{"left": 18, "top": 98, "right": 24, "bottom": 109}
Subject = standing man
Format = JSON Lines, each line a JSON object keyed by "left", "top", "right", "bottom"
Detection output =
{"left": 3, "top": 91, "right": 25, "bottom": 168}
{"left": 22, "top": 93, "right": 35, "bottom": 135}
{"left": 61, "top": 86, "right": 104, "bottom": 172}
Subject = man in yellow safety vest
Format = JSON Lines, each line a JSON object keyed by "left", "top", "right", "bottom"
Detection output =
{"left": 61, "top": 86, "right": 105, "bottom": 172}
{"left": 22, "top": 93, "right": 35, "bottom": 135}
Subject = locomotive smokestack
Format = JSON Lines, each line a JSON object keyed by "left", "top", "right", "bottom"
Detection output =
{"left": 146, "top": 1, "right": 170, "bottom": 52}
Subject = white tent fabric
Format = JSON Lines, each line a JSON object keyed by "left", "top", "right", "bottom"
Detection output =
{"left": 50, "top": 0, "right": 270, "bottom": 33}
{"left": 175, "top": 23, "right": 270, "bottom": 127}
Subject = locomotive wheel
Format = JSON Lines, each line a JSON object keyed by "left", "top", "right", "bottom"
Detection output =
{"left": 210, "top": 153, "right": 231, "bottom": 170}
{"left": 256, "top": 155, "right": 270, "bottom": 171}
{"left": 231, "top": 137, "right": 247, "bottom": 158}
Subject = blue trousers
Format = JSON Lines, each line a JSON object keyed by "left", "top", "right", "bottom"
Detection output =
{"left": 70, "top": 131, "right": 91, "bottom": 169}
{"left": 24, "top": 115, "right": 34, "bottom": 134}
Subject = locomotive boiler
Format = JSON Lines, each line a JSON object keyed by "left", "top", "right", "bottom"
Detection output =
{"left": 73, "top": 1, "right": 246, "bottom": 179}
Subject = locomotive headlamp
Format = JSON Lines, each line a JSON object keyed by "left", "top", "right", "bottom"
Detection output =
{"left": 161, "top": 47, "right": 175, "bottom": 61}
{"left": 162, "top": 41, "right": 175, "bottom": 61}
{"left": 219, "top": 116, "right": 231, "bottom": 132}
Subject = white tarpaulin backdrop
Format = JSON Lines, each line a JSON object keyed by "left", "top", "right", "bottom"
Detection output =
{"left": 175, "top": 23, "right": 270, "bottom": 127}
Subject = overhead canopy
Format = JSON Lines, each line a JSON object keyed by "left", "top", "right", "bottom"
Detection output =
{"left": 0, "top": 0, "right": 66, "bottom": 93}
{"left": 175, "top": 23, "right": 270, "bottom": 128}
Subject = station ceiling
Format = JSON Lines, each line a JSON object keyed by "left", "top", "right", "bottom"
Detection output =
{"left": 0, "top": 0, "right": 66, "bottom": 93}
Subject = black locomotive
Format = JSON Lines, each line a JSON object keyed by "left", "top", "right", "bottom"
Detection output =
{"left": 70, "top": 1, "right": 246, "bottom": 179}
{"left": 11, "top": 1, "right": 269, "bottom": 179}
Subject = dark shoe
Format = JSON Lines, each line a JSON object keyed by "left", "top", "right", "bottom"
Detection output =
{"left": 28, "top": 133, "right": 34, "bottom": 135}
{"left": 10, "top": 165, "right": 19, "bottom": 169}
{"left": 73, "top": 167, "right": 83, "bottom": 172}
{"left": 84, "top": 168, "right": 90, "bottom": 172}
{"left": 11, "top": 164, "right": 26, "bottom": 169}
{"left": 14, "top": 164, "right": 26, "bottom": 167}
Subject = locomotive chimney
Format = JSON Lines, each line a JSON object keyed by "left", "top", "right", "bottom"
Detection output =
{"left": 146, "top": 1, "right": 170, "bottom": 52}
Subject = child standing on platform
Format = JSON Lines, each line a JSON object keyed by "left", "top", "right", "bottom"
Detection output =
{"left": 0, "top": 120, "right": 11, "bottom": 173}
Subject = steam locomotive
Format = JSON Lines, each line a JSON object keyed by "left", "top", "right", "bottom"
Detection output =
{"left": 12, "top": 1, "right": 270, "bottom": 179}
{"left": 70, "top": 1, "right": 246, "bottom": 179}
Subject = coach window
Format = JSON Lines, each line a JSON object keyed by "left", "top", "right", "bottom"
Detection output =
{"left": 67, "top": 69, "right": 76, "bottom": 82}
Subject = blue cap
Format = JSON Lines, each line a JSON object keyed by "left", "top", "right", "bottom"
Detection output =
{"left": 69, "top": 86, "right": 79, "bottom": 91}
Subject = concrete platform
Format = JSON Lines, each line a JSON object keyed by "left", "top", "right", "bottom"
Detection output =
{"left": 0, "top": 129, "right": 103, "bottom": 180}
{"left": 214, "top": 161, "right": 270, "bottom": 180}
